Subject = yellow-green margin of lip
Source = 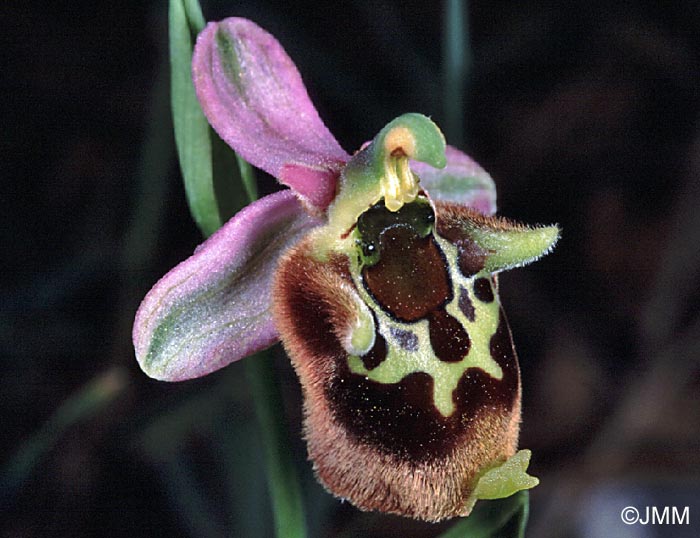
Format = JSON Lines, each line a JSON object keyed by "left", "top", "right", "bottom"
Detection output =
{"left": 310, "top": 113, "right": 446, "bottom": 260}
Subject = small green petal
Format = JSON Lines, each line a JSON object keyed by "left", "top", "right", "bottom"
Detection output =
{"left": 480, "top": 225, "right": 559, "bottom": 272}
{"left": 463, "top": 218, "right": 560, "bottom": 273}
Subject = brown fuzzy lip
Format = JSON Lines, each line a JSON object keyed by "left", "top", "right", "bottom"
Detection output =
{"left": 272, "top": 199, "right": 523, "bottom": 521}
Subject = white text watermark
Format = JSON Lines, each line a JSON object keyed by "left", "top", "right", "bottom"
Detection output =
{"left": 620, "top": 506, "right": 690, "bottom": 525}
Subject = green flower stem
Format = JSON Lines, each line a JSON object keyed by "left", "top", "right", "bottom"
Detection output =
{"left": 170, "top": 0, "right": 308, "bottom": 534}
{"left": 236, "top": 151, "right": 307, "bottom": 538}
{"left": 442, "top": 0, "right": 470, "bottom": 148}
{"left": 245, "top": 353, "right": 308, "bottom": 538}
{"left": 236, "top": 153, "right": 258, "bottom": 201}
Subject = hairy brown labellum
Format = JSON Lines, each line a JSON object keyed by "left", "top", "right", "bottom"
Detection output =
{"left": 273, "top": 201, "right": 526, "bottom": 521}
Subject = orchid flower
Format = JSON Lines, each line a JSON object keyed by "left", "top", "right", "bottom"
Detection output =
{"left": 133, "top": 17, "right": 559, "bottom": 522}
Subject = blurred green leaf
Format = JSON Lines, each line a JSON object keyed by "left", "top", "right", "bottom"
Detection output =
{"left": 1, "top": 368, "right": 127, "bottom": 506}
{"left": 169, "top": 0, "right": 249, "bottom": 237}
{"left": 437, "top": 491, "right": 530, "bottom": 538}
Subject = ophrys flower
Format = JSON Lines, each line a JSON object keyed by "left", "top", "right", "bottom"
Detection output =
{"left": 133, "top": 17, "right": 559, "bottom": 521}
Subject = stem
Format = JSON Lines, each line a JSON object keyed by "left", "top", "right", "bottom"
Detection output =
{"left": 442, "top": 0, "right": 471, "bottom": 148}
{"left": 245, "top": 354, "right": 308, "bottom": 538}
{"left": 236, "top": 153, "right": 258, "bottom": 201}
{"left": 169, "top": 1, "right": 307, "bottom": 534}
{"left": 238, "top": 154, "right": 307, "bottom": 538}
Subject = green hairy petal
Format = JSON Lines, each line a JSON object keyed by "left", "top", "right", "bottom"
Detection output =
{"left": 468, "top": 220, "right": 560, "bottom": 273}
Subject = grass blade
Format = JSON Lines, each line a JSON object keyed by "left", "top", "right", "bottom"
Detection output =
{"left": 169, "top": 0, "right": 246, "bottom": 237}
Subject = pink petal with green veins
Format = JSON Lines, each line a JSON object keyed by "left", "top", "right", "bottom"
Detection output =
{"left": 412, "top": 145, "right": 497, "bottom": 215}
{"left": 193, "top": 18, "right": 350, "bottom": 210}
{"left": 133, "top": 190, "right": 322, "bottom": 381}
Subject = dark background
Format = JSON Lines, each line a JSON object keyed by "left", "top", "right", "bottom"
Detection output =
{"left": 3, "top": 1, "right": 700, "bottom": 536}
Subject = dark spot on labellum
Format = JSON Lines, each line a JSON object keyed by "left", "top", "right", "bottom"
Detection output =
{"left": 428, "top": 309, "right": 470, "bottom": 362}
{"left": 357, "top": 199, "right": 435, "bottom": 247}
{"left": 362, "top": 228, "right": 452, "bottom": 322}
{"left": 490, "top": 308, "right": 517, "bottom": 369}
{"left": 328, "top": 368, "right": 455, "bottom": 461}
{"left": 473, "top": 277, "right": 494, "bottom": 303}
{"left": 361, "top": 330, "right": 387, "bottom": 370}
{"left": 390, "top": 327, "right": 419, "bottom": 351}
{"left": 456, "top": 241, "right": 488, "bottom": 277}
{"left": 435, "top": 218, "right": 488, "bottom": 277}
{"left": 458, "top": 286, "right": 475, "bottom": 322}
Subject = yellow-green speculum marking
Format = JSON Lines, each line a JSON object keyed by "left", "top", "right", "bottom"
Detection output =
{"left": 347, "top": 201, "right": 503, "bottom": 417}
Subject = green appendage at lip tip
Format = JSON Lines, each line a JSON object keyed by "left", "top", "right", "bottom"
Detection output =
{"left": 461, "top": 450, "right": 539, "bottom": 513}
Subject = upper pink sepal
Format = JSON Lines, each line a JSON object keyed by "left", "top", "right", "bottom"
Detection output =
{"left": 192, "top": 18, "right": 349, "bottom": 210}
{"left": 412, "top": 145, "right": 497, "bottom": 215}
{"left": 133, "top": 190, "right": 321, "bottom": 381}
